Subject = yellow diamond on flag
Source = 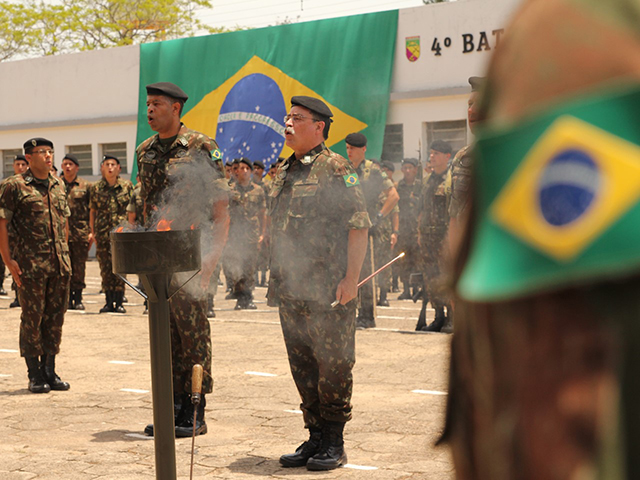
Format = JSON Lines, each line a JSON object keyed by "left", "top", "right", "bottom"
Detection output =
{"left": 491, "top": 116, "right": 640, "bottom": 261}
{"left": 183, "top": 55, "right": 367, "bottom": 160}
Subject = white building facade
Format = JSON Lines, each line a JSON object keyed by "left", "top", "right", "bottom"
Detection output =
{"left": 0, "top": 0, "right": 521, "bottom": 180}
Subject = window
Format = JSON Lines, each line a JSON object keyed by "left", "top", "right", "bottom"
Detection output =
{"left": 381, "top": 124, "right": 404, "bottom": 163}
{"left": 425, "top": 120, "right": 468, "bottom": 158}
{"left": 101, "top": 142, "right": 127, "bottom": 174}
{"left": 67, "top": 144, "right": 93, "bottom": 176}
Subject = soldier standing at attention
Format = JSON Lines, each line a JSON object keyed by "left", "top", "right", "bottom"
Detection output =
{"left": 416, "top": 140, "right": 452, "bottom": 332}
{"left": 61, "top": 153, "right": 91, "bottom": 311}
{"left": 344, "top": 133, "right": 398, "bottom": 329}
{"left": 4, "top": 155, "right": 29, "bottom": 305}
{"left": 89, "top": 155, "right": 133, "bottom": 314}
{"left": 227, "top": 157, "right": 266, "bottom": 309}
{"left": 270, "top": 96, "right": 370, "bottom": 471}
{"left": 395, "top": 158, "right": 422, "bottom": 300}
{"left": 137, "top": 82, "right": 229, "bottom": 438}
{"left": 0, "top": 138, "right": 71, "bottom": 393}
{"left": 252, "top": 160, "right": 270, "bottom": 287}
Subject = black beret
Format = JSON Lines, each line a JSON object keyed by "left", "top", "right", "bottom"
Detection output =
{"left": 252, "top": 160, "right": 265, "bottom": 170}
{"left": 345, "top": 132, "right": 367, "bottom": 148}
{"left": 291, "top": 96, "right": 333, "bottom": 120}
{"left": 469, "top": 76, "right": 486, "bottom": 92}
{"left": 276, "top": 157, "right": 285, "bottom": 163}
{"left": 402, "top": 158, "right": 419, "bottom": 167}
{"left": 62, "top": 153, "right": 79, "bottom": 166}
{"left": 146, "top": 82, "right": 189, "bottom": 102}
{"left": 14, "top": 155, "right": 26, "bottom": 162}
{"left": 381, "top": 161, "right": 395, "bottom": 172}
{"left": 238, "top": 157, "right": 252, "bottom": 168}
{"left": 102, "top": 155, "right": 120, "bottom": 165}
{"left": 24, "top": 138, "right": 53, "bottom": 152}
{"left": 232, "top": 158, "right": 241, "bottom": 165}
{"left": 430, "top": 140, "right": 452, "bottom": 155}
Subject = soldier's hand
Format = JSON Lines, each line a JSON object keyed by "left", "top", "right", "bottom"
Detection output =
{"left": 390, "top": 233, "right": 398, "bottom": 248}
{"left": 335, "top": 276, "right": 358, "bottom": 305}
{"left": 7, "top": 260, "right": 22, "bottom": 288}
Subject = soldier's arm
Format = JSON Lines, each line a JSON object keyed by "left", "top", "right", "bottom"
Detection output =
{"left": 200, "top": 194, "right": 230, "bottom": 290}
{"left": 379, "top": 185, "right": 399, "bottom": 217}
{"left": 335, "top": 228, "right": 369, "bottom": 305}
{"left": 0, "top": 219, "right": 21, "bottom": 287}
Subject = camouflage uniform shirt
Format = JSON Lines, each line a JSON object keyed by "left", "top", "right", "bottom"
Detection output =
{"left": 267, "top": 143, "right": 371, "bottom": 305}
{"left": 63, "top": 175, "right": 91, "bottom": 243}
{"left": 229, "top": 182, "right": 265, "bottom": 245}
{"left": 446, "top": 145, "right": 473, "bottom": 221}
{"left": 0, "top": 170, "right": 71, "bottom": 278}
{"left": 89, "top": 177, "right": 134, "bottom": 241}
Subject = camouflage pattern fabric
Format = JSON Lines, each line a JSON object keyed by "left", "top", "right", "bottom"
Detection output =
{"left": 64, "top": 175, "right": 91, "bottom": 291}
{"left": 96, "top": 239, "right": 124, "bottom": 292}
{"left": 0, "top": 170, "right": 71, "bottom": 357}
{"left": 418, "top": 171, "right": 449, "bottom": 308}
{"left": 253, "top": 180, "right": 270, "bottom": 273}
{"left": 69, "top": 241, "right": 89, "bottom": 291}
{"left": 444, "top": 1, "right": 640, "bottom": 479}
{"left": 374, "top": 201, "right": 396, "bottom": 294}
{"left": 126, "top": 182, "right": 145, "bottom": 226}
{"left": 18, "top": 275, "right": 70, "bottom": 357}
{"left": 267, "top": 143, "right": 371, "bottom": 306}
{"left": 267, "top": 143, "right": 369, "bottom": 428}
{"left": 395, "top": 178, "right": 421, "bottom": 287}
{"left": 136, "top": 124, "right": 228, "bottom": 394}
{"left": 279, "top": 300, "right": 356, "bottom": 427}
{"left": 445, "top": 145, "right": 472, "bottom": 222}
{"left": 89, "top": 177, "right": 134, "bottom": 241}
{"left": 225, "top": 182, "right": 265, "bottom": 297}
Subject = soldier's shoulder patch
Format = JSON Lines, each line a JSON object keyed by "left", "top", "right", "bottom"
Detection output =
{"left": 343, "top": 173, "right": 360, "bottom": 187}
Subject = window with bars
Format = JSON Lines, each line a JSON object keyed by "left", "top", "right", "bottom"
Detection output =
{"left": 101, "top": 142, "right": 127, "bottom": 174}
{"left": 424, "top": 120, "right": 468, "bottom": 158}
{"left": 381, "top": 124, "right": 404, "bottom": 163}
{"left": 2, "top": 149, "right": 23, "bottom": 179}
{"left": 67, "top": 144, "right": 93, "bottom": 176}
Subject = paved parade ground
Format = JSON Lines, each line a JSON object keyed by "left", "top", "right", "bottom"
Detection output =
{"left": 0, "top": 260, "right": 454, "bottom": 479}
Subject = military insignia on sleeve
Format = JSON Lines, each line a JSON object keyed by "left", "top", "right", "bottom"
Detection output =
{"left": 343, "top": 173, "right": 360, "bottom": 187}
{"left": 211, "top": 149, "right": 222, "bottom": 160}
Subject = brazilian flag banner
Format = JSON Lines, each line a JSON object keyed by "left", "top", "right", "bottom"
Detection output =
{"left": 458, "top": 85, "right": 640, "bottom": 302}
{"left": 133, "top": 11, "right": 398, "bottom": 178}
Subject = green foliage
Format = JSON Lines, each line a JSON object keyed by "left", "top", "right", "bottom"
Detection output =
{"left": 0, "top": 0, "right": 230, "bottom": 61}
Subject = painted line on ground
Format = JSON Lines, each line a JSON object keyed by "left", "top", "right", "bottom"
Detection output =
{"left": 0, "top": 349, "right": 18, "bottom": 353}
{"left": 121, "top": 388, "right": 149, "bottom": 394}
{"left": 245, "top": 371, "right": 277, "bottom": 377}
{"left": 412, "top": 389, "right": 447, "bottom": 396}
{"left": 0, "top": 374, "right": 12, "bottom": 377}
{"left": 109, "top": 360, "right": 134, "bottom": 365}
{"left": 344, "top": 464, "right": 378, "bottom": 471}
{"left": 125, "top": 433, "right": 153, "bottom": 440}
{"left": 284, "top": 409, "right": 303, "bottom": 414}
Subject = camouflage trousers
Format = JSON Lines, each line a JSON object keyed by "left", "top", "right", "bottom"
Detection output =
{"left": 169, "top": 286, "right": 213, "bottom": 394}
{"left": 96, "top": 239, "right": 124, "bottom": 292}
{"left": 420, "top": 234, "right": 448, "bottom": 309}
{"left": 226, "top": 243, "right": 258, "bottom": 297}
{"left": 358, "top": 232, "right": 393, "bottom": 313}
{"left": 18, "top": 274, "right": 70, "bottom": 357}
{"left": 279, "top": 300, "right": 356, "bottom": 428}
{"left": 396, "top": 231, "right": 419, "bottom": 288}
{"left": 444, "top": 281, "right": 640, "bottom": 480}
{"left": 69, "top": 240, "right": 89, "bottom": 291}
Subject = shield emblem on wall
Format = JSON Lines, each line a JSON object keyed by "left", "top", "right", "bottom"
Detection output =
{"left": 406, "top": 36, "right": 420, "bottom": 62}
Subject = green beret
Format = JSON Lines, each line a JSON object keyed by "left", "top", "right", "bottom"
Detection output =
{"left": 291, "top": 96, "right": 333, "bottom": 120}
{"left": 146, "top": 82, "right": 189, "bottom": 102}
{"left": 345, "top": 132, "right": 367, "bottom": 148}
{"left": 23, "top": 138, "right": 53, "bottom": 152}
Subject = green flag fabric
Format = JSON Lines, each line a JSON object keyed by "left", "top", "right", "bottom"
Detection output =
{"left": 458, "top": 85, "right": 640, "bottom": 302}
{"left": 133, "top": 11, "right": 398, "bottom": 180}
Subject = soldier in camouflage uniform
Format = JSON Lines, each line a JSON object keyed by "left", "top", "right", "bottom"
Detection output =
{"left": 5, "top": 155, "right": 29, "bottom": 306}
{"left": 379, "top": 161, "right": 400, "bottom": 303}
{"left": 137, "top": 82, "right": 229, "bottom": 438}
{"left": 252, "top": 160, "right": 270, "bottom": 287}
{"left": 416, "top": 140, "right": 451, "bottom": 332}
{"left": 345, "top": 133, "right": 398, "bottom": 329}
{"left": 89, "top": 155, "right": 133, "bottom": 313}
{"left": 61, "top": 153, "right": 91, "bottom": 311}
{"left": 270, "top": 96, "right": 370, "bottom": 471}
{"left": 227, "top": 157, "right": 266, "bottom": 309}
{"left": 0, "top": 138, "right": 71, "bottom": 394}
{"left": 396, "top": 158, "right": 422, "bottom": 299}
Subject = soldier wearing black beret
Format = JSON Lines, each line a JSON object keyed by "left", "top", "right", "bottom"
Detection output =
{"left": 396, "top": 157, "right": 422, "bottom": 301}
{"left": 251, "top": 159, "right": 269, "bottom": 287}
{"left": 13, "top": 155, "right": 28, "bottom": 175}
{"left": 289, "top": 95, "right": 333, "bottom": 142}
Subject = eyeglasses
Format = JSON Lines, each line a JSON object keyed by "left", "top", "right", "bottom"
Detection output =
{"left": 284, "top": 114, "right": 319, "bottom": 123}
{"left": 31, "top": 149, "right": 54, "bottom": 156}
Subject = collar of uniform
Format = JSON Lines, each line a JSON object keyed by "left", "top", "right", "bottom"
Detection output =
{"left": 63, "top": 176, "right": 79, "bottom": 187}
{"left": 149, "top": 123, "right": 189, "bottom": 150}
{"left": 296, "top": 143, "right": 326, "bottom": 166}
{"left": 22, "top": 168, "right": 53, "bottom": 185}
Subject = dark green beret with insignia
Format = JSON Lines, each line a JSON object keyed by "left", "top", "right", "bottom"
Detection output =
{"left": 345, "top": 132, "right": 367, "bottom": 148}
{"left": 23, "top": 137, "right": 53, "bottom": 153}
{"left": 291, "top": 96, "right": 333, "bottom": 120}
{"left": 14, "top": 155, "right": 26, "bottom": 162}
{"left": 146, "top": 82, "right": 189, "bottom": 102}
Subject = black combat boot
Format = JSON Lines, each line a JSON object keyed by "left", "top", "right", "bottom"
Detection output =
{"left": 207, "top": 294, "right": 215, "bottom": 318}
{"left": 356, "top": 305, "right": 375, "bottom": 330}
{"left": 99, "top": 291, "right": 114, "bottom": 313}
{"left": 74, "top": 290, "right": 85, "bottom": 311}
{"left": 25, "top": 356, "right": 50, "bottom": 394}
{"left": 10, "top": 296, "right": 20, "bottom": 308}
{"left": 397, "top": 283, "right": 412, "bottom": 300}
{"left": 259, "top": 270, "right": 267, "bottom": 287}
{"left": 423, "top": 306, "right": 446, "bottom": 332}
{"left": 377, "top": 289, "right": 389, "bottom": 307}
{"left": 279, "top": 427, "right": 323, "bottom": 468}
{"left": 114, "top": 291, "right": 126, "bottom": 313}
{"left": 244, "top": 291, "right": 257, "bottom": 310}
{"left": 234, "top": 293, "right": 244, "bottom": 310}
{"left": 415, "top": 300, "right": 428, "bottom": 331}
{"left": 68, "top": 290, "right": 75, "bottom": 310}
{"left": 306, "top": 421, "right": 347, "bottom": 471}
{"left": 175, "top": 394, "right": 207, "bottom": 438}
{"left": 0, "top": 277, "right": 7, "bottom": 296}
{"left": 41, "top": 354, "right": 70, "bottom": 391}
{"left": 143, "top": 299, "right": 148, "bottom": 315}
{"left": 145, "top": 393, "right": 186, "bottom": 436}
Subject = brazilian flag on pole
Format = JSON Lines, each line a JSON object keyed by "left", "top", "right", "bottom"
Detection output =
{"left": 132, "top": 11, "right": 398, "bottom": 180}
